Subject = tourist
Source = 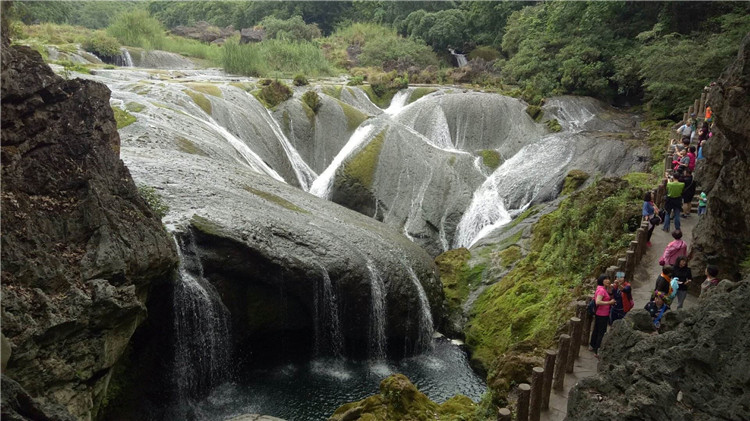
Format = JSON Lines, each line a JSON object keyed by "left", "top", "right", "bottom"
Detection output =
{"left": 663, "top": 175, "right": 684, "bottom": 232}
{"left": 687, "top": 146, "right": 697, "bottom": 172}
{"left": 704, "top": 105, "right": 713, "bottom": 125}
{"left": 681, "top": 170, "right": 696, "bottom": 217}
{"left": 642, "top": 191, "right": 659, "bottom": 246}
{"left": 676, "top": 120, "right": 692, "bottom": 142}
{"left": 698, "top": 192, "right": 708, "bottom": 217}
{"left": 672, "top": 256, "right": 692, "bottom": 309}
{"left": 653, "top": 266, "right": 672, "bottom": 301}
{"left": 659, "top": 230, "right": 688, "bottom": 267}
{"left": 590, "top": 275, "right": 615, "bottom": 356}
{"left": 644, "top": 291, "right": 670, "bottom": 330}
{"left": 609, "top": 273, "right": 632, "bottom": 324}
{"left": 697, "top": 139, "right": 705, "bottom": 160}
{"left": 700, "top": 265, "right": 720, "bottom": 294}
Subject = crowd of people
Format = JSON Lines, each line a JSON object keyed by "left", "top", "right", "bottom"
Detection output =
{"left": 587, "top": 105, "right": 721, "bottom": 356}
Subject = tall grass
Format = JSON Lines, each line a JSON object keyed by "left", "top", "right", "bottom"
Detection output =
{"left": 223, "top": 38, "right": 336, "bottom": 77}
{"left": 160, "top": 36, "right": 222, "bottom": 64}
{"left": 106, "top": 9, "right": 165, "bottom": 50}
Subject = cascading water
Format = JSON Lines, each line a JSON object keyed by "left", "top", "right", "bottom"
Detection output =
{"left": 405, "top": 266, "right": 434, "bottom": 353}
{"left": 449, "top": 48, "right": 468, "bottom": 67}
{"left": 119, "top": 47, "right": 134, "bottom": 67}
{"left": 258, "top": 107, "right": 318, "bottom": 191}
{"left": 172, "top": 231, "right": 232, "bottom": 402}
{"left": 310, "top": 124, "right": 375, "bottom": 199}
{"left": 313, "top": 265, "right": 344, "bottom": 357}
{"left": 384, "top": 89, "right": 412, "bottom": 115}
{"left": 365, "top": 259, "right": 388, "bottom": 360}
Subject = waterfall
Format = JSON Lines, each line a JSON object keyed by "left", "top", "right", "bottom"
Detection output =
{"left": 449, "top": 48, "right": 468, "bottom": 67}
{"left": 384, "top": 90, "right": 411, "bottom": 115}
{"left": 365, "top": 259, "right": 387, "bottom": 360}
{"left": 172, "top": 231, "right": 232, "bottom": 401}
{"left": 120, "top": 48, "right": 134, "bottom": 67}
{"left": 454, "top": 135, "right": 576, "bottom": 247}
{"left": 405, "top": 266, "right": 434, "bottom": 353}
{"left": 313, "top": 265, "right": 344, "bottom": 357}
{"left": 258, "top": 107, "right": 318, "bottom": 191}
{"left": 310, "top": 124, "right": 375, "bottom": 199}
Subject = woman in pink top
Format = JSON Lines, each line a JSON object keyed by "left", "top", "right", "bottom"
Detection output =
{"left": 659, "top": 230, "right": 688, "bottom": 266}
{"left": 589, "top": 275, "right": 616, "bottom": 356}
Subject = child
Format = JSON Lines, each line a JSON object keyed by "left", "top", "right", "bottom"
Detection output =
{"left": 698, "top": 192, "right": 707, "bottom": 216}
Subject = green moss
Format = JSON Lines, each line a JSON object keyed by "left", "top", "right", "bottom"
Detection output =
{"left": 561, "top": 170, "right": 589, "bottom": 195}
{"left": 497, "top": 246, "right": 522, "bottom": 268}
{"left": 546, "top": 118, "right": 562, "bottom": 132}
{"left": 242, "top": 185, "right": 309, "bottom": 214}
{"left": 186, "top": 82, "right": 223, "bottom": 98}
{"left": 408, "top": 87, "right": 437, "bottom": 104}
{"left": 229, "top": 82, "right": 255, "bottom": 91}
{"left": 448, "top": 156, "right": 457, "bottom": 166}
{"left": 111, "top": 106, "right": 136, "bottom": 129}
{"left": 525, "top": 105, "right": 543, "bottom": 122}
{"left": 322, "top": 85, "right": 343, "bottom": 99}
{"left": 184, "top": 89, "right": 212, "bottom": 115}
{"left": 479, "top": 150, "right": 501, "bottom": 170}
{"left": 435, "top": 248, "right": 485, "bottom": 321}
{"left": 337, "top": 100, "right": 368, "bottom": 131}
{"left": 175, "top": 136, "right": 209, "bottom": 157}
{"left": 254, "top": 80, "right": 293, "bottom": 109}
{"left": 362, "top": 85, "right": 396, "bottom": 109}
{"left": 623, "top": 172, "right": 656, "bottom": 189}
{"left": 302, "top": 90, "right": 322, "bottom": 116}
{"left": 281, "top": 110, "right": 292, "bottom": 134}
{"left": 341, "top": 129, "right": 386, "bottom": 189}
{"left": 137, "top": 184, "right": 169, "bottom": 218}
{"left": 125, "top": 102, "right": 146, "bottom": 113}
{"left": 642, "top": 119, "right": 674, "bottom": 170}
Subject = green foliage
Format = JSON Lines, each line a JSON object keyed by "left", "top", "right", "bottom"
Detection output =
{"left": 293, "top": 74, "right": 309, "bottom": 86}
{"left": 256, "top": 80, "right": 293, "bottom": 109}
{"left": 561, "top": 170, "right": 589, "bottom": 195}
{"left": 222, "top": 38, "right": 335, "bottom": 78}
{"left": 259, "top": 15, "right": 322, "bottom": 42}
{"left": 468, "top": 46, "right": 500, "bottom": 62}
{"left": 546, "top": 119, "right": 562, "bottom": 132}
{"left": 402, "top": 9, "right": 468, "bottom": 51}
{"left": 158, "top": 36, "right": 222, "bottom": 63}
{"left": 111, "top": 105, "right": 136, "bottom": 129}
{"left": 341, "top": 129, "right": 387, "bottom": 189}
{"left": 435, "top": 248, "right": 485, "bottom": 321}
{"left": 10, "top": 1, "right": 143, "bottom": 29}
{"left": 525, "top": 105, "right": 542, "bottom": 122}
{"left": 137, "top": 184, "right": 169, "bottom": 219}
{"left": 479, "top": 150, "right": 501, "bottom": 170}
{"left": 361, "top": 70, "right": 409, "bottom": 108}
{"left": 106, "top": 9, "right": 166, "bottom": 50}
{"left": 347, "top": 75, "right": 364, "bottom": 86}
{"left": 302, "top": 90, "right": 322, "bottom": 115}
{"left": 81, "top": 31, "right": 120, "bottom": 57}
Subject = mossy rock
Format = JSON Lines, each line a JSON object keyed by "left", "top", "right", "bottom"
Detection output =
{"left": 111, "top": 106, "right": 136, "bottom": 129}
{"left": 255, "top": 80, "right": 293, "bottom": 109}
{"left": 175, "top": 136, "right": 209, "bottom": 157}
{"left": 340, "top": 129, "right": 386, "bottom": 189}
{"left": 186, "top": 82, "right": 223, "bottom": 98}
{"left": 337, "top": 100, "right": 369, "bottom": 131}
{"left": 478, "top": 149, "right": 501, "bottom": 170}
{"left": 525, "top": 105, "right": 543, "bottom": 122}
{"left": 191, "top": 215, "right": 228, "bottom": 237}
{"left": 184, "top": 89, "right": 212, "bottom": 115}
{"left": 408, "top": 87, "right": 437, "bottom": 104}
{"left": 497, "top": 246, "right": 522, "bottom": 268}
{"left": 435, "top": 248, "right": 485, "bottom": 324}
{"left": 561, "top": 170, "right": 589, "bottom": 195}
{"left": 322, "top": 85, "right": 343, "bottom": 99}
{"left": 546, "top": 118, "right": 562, "bottom": 132}
{"left": 362, "top": 85, "right": 396, "bottom": 109}
{"left": 302, "top": 90, "right": 322, "bottom": 119}
{"left": 125, "top": 102, "right": 145, "bottom": 113}
{"left": 242, "top": 185, "right": 309, "bottom": 214}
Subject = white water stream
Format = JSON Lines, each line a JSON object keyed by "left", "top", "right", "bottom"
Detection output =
{"left": 310, "top": 124, "right": 375, "bottom": 199}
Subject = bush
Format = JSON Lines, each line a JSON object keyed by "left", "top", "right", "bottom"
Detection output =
{"left": 302, "top": 90, "right": 322, "bottom": 114}
{"left": 222, "top": 38, "right": 335, "bottom": 77}
{"left": 293, "top": 74, "right": 309, "bottom": 86}
{"left": 468, "top": 46, "right": 501, "bottom": 62}
{"left": 82, "top": 30, "right": 120, "bottom": 57}
{"left": 257, "top": 80, "right": 292, "bottom": 108}
{"left": 137, "top": 185, "right": 169, "bottom": 219}
{"left": 106, "top": 9, "right": 165, "bottom": 50}
{"left": 525, "top": 105, "right": 542, "bottom": 121}
{"left": 259, "top": 15, "right": 322, "bottom": 42}
{"left": 347, "top": 75, "right": 364, "bottom": 86}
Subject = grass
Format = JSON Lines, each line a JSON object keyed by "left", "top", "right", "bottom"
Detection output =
{"left": 435, "top": 248, "right": 486, "bottom": 321}
{"left": 479, "top": 150, "right": 501, "bottom": 170}
{"left": 185, "top": 83, "right": 222, "bottom": 98}
{"left": 561, "top": 170, "right": 589, "bottom": 195}
{"left": 362, "top": 85, "right": 397, "bottom": 109}
{"left": 223, "top": 38, "right": 336, "bottom": 78}
{"left": 341, "top": 129, "right": 386, "bottom": 189}
{"left": 407, "top": 87, "right": 437, "bottom": 104}
{"left": 112, "top": 106, "right": 136, "bottom": 129}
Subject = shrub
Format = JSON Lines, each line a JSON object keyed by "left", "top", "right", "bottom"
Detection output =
{"left": 347, "top": 75, "right": 364, "bottom": 86}
{"left": 259, "top": 15, "right": 322, "bottom": 42}
{"left": 468, "top": 46, "right": 501, "bottom": 62}
{"left": 82, "top": 30, "right": 120, "bottom": 57}
{"left": 137, "top": 184, "right": 169, "bottom": 219}
{"left": 106, "top": 9, "right": 165, "bottom": 50}
{"left": 257, "top": 80, "right": 292, "bottom": 108}
{"left": 546, "top": 118, "right": 562, "bottom": 132}
{"left": 525, "top": 105, "right": 543, "bottom": 121}
{"left": 293, "top": 74, "right": 309, "bottom": 86}
{"left": 222, "top": 38, "right": 335, "bottom": 77}
{"left": 302, "top": 90, "right": 322, "bottom": 114}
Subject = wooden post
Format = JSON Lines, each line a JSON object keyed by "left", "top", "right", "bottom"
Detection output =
{"left": 699, "top": 92, "right": 707, "bottom": 117}
{"left": 617, "top": 257, "right": 626, "bottom": 273}
{"left": 529, "top": 367, "right": 544, "bottom": 421}
{"left": 497, "top": 408, "right": 511, "bottom": 421}
{"left": 635, "top": 228, "right": 645, "bottom": 261}
{"left": 566, "top": 317, "right": 582, "bottom": 373}
{"left": 625, "top": 250, "right": 635, "bottom": 282}
{"left": 581, "top": 297, "right": 593, "bottom": 347}
{"left": 517, "top": 383, "right": 531, "bottom": 421}
{"left": 683, "top": 112, "right": 688, "bottom": 123}
{"left": 541, "top": 350, "right": 556, "bottom": 410}
{"left": 687, "top": 105, "right": 694, "bottom": 118}
{"left": 693, "top": 99, "right": 700, "bottom": 118}
{"left": 553, "top": 335, "right": 570, "bottom": 391}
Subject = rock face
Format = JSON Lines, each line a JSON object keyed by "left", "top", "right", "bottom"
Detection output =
{"left": 692, "top": 34, "right": 750, "bottom": 282}
{"left": 169, "top": 21, "right": 238, "bottom": 45}
{"left": 1, "top": 41, "right": 177, "bottom": 420}
{"left": 565, "top": 279, "right": 750, "bottom": 420}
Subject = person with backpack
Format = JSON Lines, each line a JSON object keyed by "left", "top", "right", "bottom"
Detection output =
{"left": 609, "top": 273, "right": 632, "bottom": 324}
{"left": 663, "top": 174, "right": 684, "bottom": 232}
{"left": 659, "top": 230, "right": 688, "bottom": 267}
{"left": 644, "top": 291, "right": 670, "bottom": 330}
{"left": 681, "top": 170, "right": 696, "bottom": 217}
{"left": 672, "top": 256, "right": 692, "bottom": 309}
{"left": 654, "top": 266, "right": 672, "bottom": 298}
{"left": 676, "top": 120, "right": 692, "bottom": 142}
{"left": 642, "top": 191, "right": 660, "bottom": 246}
{"left": 589, "top": 274, "right": 616, "bottom": 356}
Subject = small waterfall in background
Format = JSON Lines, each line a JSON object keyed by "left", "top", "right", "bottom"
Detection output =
{"left": 172, "top": 231, "right": 232, "bottom": 402}
{"left": 405, "top": 266, "right": 434, "bottom": 353}
{"left": 313, "top": 265, "right": 344, "bottom": 357}
{"left": 114, "top": 47, "right": 134, "bottom": 67}
{"left": 365, "top": 259, "right": 388, "bottom": 360}
{"left": 449, "top": 48, "right": 468, "bottom": 67}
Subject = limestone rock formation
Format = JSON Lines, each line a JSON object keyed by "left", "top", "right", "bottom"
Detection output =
{"left": 565, "top": 279, "right": 750, "bottom": 420}
{"left": 692, "top": 34, "right": 750, "bottom": 282}
{"left": 170, "top": 21, "right": 238, "bottom": 45}
{"left": 1, "top": 41, "right": 177, "bottom": 419}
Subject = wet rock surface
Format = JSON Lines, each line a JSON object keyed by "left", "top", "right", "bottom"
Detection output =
{"left": 692, "top": 34, "right": 750, "bottom": 282}
{"left": 1, "top": 42, "right": 177, "bottom": 419}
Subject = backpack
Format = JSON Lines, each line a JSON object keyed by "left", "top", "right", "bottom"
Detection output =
{"left": 622, "top": 289, "right": 634, "bottom": 313}
{"left": 669, "top": 277, "right": 679, "bottom": 299}
{"left": 587, "top": 298, "right": 597, "bottom": 316}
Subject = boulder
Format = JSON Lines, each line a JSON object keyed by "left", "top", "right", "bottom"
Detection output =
{"left": 1, "top": 42, "right": 177, "bottom": 419}
{"left": 692, "top": 34, "right": 750, "bottom": 282}
{"left": 565, "top": 279, "right": 750, "bottom": 420}
{"left": 240, "top": 27, "right": 266, "bottom": 44}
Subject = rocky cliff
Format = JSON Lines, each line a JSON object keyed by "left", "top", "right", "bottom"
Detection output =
{"left": 1, "top": 36, "right": 177, "bottom": 420}
{"left": 692, "top": 33, "right": 750, "bottom": 281}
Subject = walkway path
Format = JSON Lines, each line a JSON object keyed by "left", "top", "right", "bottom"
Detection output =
{"left": 539, "top": 210, "right": 699, "bottom": 421}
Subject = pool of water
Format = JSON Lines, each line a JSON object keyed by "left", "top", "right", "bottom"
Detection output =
{"left": 179, "top": 337, "right": 486, "bottom": 420}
